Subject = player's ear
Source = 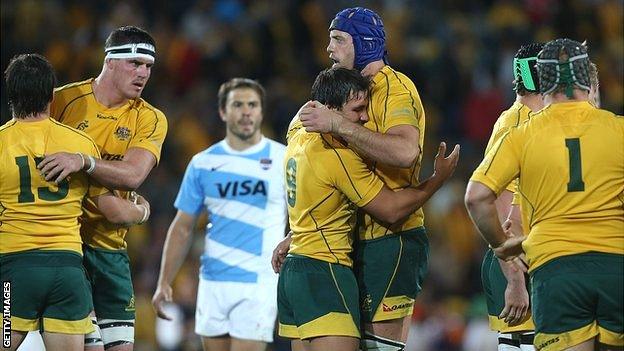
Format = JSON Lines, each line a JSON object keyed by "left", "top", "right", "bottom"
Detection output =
{"left": 104, "top": 58, "right": 115, "bottom": 70}
{"left": 218, "top": 108, "right": 227, "bottom": 122}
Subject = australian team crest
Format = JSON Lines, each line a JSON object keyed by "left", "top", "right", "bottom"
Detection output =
{"left": 114, "top": 126, "right": 131, "bottom": 141}
{"left": 259, "top": 158, "right": 273, "bottom": 170}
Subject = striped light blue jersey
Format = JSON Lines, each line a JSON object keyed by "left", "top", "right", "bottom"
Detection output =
{"left": 175, "top": 137, "right": 288, "bottom": 284}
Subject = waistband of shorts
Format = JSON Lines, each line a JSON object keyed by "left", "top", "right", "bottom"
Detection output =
{"left": 0, "top": 249, "right": 83, "bottom": 267}
{"left": 530, "top": 251, "right": 624, "bottom": 276}
{"left": 286, "top": 253, "right": 349, "bottom": 267}
{"left": 359, "top": 226, "right": 426, "bottom": 243}
{"left": 83, "top": 244, "right": 128, "bottom": 255}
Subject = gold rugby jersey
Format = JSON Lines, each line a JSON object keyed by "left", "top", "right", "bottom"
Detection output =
{"left": 359, "top": 65, "right": 426, "bottom": 240}
{"left": 51, "top": 79, "right": 168, "bottom": 250}
{"left": 471, "top": 101, "right": 624, "bottom": 271}
{"left": 0, "top": 118, "right": 106, "bottom": 254}
{"left": 484, "top": 101, "right": 533, "bottom": 195}
{"left": 285, "top": 128, "right": 384, "bottom": 267}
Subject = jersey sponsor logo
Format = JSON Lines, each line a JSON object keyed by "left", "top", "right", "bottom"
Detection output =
{"left": 76, "top": 120, "right": 89, "bottom": 131}
{"left": 537, "top": 337, "right": 560, "bottom": 349}
{"left": 216, "top": 180, "right": 267, "bottom": 198}
{"left": 102, "top": 153, "right": 124, "bottom": 161}
{"left": 114, "top": 126, "right": 131, "bottom": 141}
{"left": 286, "top": 158, "right": 297, "bottom": 207}
{"left": 96, "top": 113, "right": 118, "bottom": 120}
{"left": 389, "top": 107, "right": 414, "bottom": 118}
{"left": 259, "top": 158, "right": 273, "bottom": 170}
{"left": 382, "top": 301, "right": 413, "bottom": 312}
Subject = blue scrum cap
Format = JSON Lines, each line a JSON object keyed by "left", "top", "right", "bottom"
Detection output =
{"left": 329, "top": 7, "right": 387, "bottom": 70}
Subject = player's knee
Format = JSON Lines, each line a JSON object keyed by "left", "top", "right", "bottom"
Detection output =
{"left": 85, "top": 316, "right": 105, "bottom": 350}
{"left": 361, "top": 332, "right": 406, "bottom": 351}
{"left": 98, "top": 319, "right": 134, "bottom": 349}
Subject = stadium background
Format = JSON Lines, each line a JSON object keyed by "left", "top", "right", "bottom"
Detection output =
{"left": 1, "top": 0, "right": 622, "bottom": 350}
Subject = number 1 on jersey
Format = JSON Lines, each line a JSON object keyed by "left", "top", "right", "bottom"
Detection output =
{"left": 565, "top": 138, "right": 585, "bottom": 192}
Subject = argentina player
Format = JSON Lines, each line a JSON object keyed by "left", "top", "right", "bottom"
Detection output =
{"left": 153, "top": 78, "right": 287, "bottom": 351}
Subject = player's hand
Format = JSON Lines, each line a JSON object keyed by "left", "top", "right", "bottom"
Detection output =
{"left": 271, "top": 232, "right": 293, "bottom": 273}
{"left": 299, "top": 101, "right": 341, "bottom": 133}
{"left": 133, "top": 193, "right": 151, "bottom": 224}
{"left": 503, "top": 218, "right": 523, "bottom": 239}
{"left": 152, "top": 284, "right": 174, "bottom": 320}
{"left": 432, "top": 142, "right": 460, "bottom": 181}
{"left": 500, "top": 282, "right": 530, "bottom": 326}
{"left": 493, "top": 235, "right": 527, "bottom": 261}
{"left": 37, "top": 152, "right": 84, "bottom": 183}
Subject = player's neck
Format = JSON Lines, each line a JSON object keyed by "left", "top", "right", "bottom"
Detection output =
{"left": 360, "top": 61, "right": 385, "bottom": 78}
{"left": 544, "top": 90, "right": 589, "bottom": 106}
{"left": 225, "top": 133, "right": 263, "bottom": 151}
{"left": 92, "top": 74, "right": 129, "bottom": 109}
{"left": 517, "top": 94, "right": 544, "bottom": 113}
{"left": 14, "top": 105, "right": 50, "bottom": 122}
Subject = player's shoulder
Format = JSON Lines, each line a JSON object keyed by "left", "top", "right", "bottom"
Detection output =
{"left": 0, "top": 119, "right": 18, "bottom": 134}
{"left": 49, "top": 118, "right": 99, "bottom": 148}
{"left": 54, "top": 78, "right": 93, "bottom": 98}
{"left": 497, "top": 102, "right": 531, "bottom": 129}
{"left": 380, "top": 66, "right": 417, "bottom": 90}
{"left": 265, "top": 136, "right": 286, "bottom": 151}
{"left": 134, "top": 98, "right": 167, "bottom": 120}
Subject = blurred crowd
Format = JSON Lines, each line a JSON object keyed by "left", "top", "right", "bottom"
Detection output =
{"left": 1, "top": 0, "right": 622, "bottom": 350}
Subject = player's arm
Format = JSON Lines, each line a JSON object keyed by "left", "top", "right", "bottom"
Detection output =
{"left": 299, "top": 102, "right": 419, "bottom": 168}
{"left": 152, "top": 210, "right": 198, "bottom": 320}
{"left": 362, "top": 142, "right": 459, "bottom": 224}
{"left": 40, "top": 109, "right": 167, "bottom": 190}
{"left": 37, "top": 147, "right": 156, "bottom": 191}
{"left": 92, "top": 191, "right": 150, "bottom": 226}
{"left": 465, "top": 181, "right": 509, "bottom": 248}
{"left": 492, "top": 190, "right": 529, "bottom": 325}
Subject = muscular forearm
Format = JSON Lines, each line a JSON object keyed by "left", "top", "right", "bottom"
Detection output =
{"left": 89, "top": 158, "right": 148, "bottom": 191}
{"left": 96, "top": 195, "right": 148, "bottom": 226}
{"left": 466, "top": 196, "right": 507, "bottom": 248}
{"left": 378, "top": 173, "right": 445, "bottom": 224}
{"left": 157, "top": 226, "right": 194, "bottom": 287}
{"left": 336, "top": 121, "right": 418, "bottom": 168}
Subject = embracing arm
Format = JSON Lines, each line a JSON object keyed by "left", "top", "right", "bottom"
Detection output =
{"left": 38, "top": 147, "right": 156, "bottom": 191}
{"left": 152, "top": 210, "right": 198, "bottom": 320}
{"left": 363, "top": 142, "right": 459, "bottom": 224}
{"left": 299, "top": 102, "right": 419, "bottom": 168}
{"left": 336, "top": 122, "right": 420, "bottom": 168}
{"left": 94, "top": 192, "right": 150, "bottom": 226}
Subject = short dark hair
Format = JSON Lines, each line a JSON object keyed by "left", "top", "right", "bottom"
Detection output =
{"left": 217, "top": 78, "right": 266, "bottom": 111}
{"left": 311, "top": 68, "right": 370, "bottom": 109}
{"left": 105, "top": 26, "right": 156, "bottom": 50}
{"left": 4, "top": 53, "right": 56, "bottom": 119}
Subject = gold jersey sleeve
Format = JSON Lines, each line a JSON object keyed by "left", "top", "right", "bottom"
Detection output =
{"left": 0, "top": 118, "right": 104, "bottom": 255}
{"left": 359, "top": 66, "right": 426, "bottom": 240}
{"left": 484, "top": 101, "right": 533, "bottom": 194}
{"left": 52, "top": 79, "right": 169, "bottom": 250}
{"left": 285, "top": 130, "right": 384, "bottom": 267}
{"left": 471, "top": 101, "right": 624, "bottom": 271}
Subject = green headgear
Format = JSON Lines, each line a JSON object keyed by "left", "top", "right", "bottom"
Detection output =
{"left": 537, "top": 38, "right": 591, "bottom": 98}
